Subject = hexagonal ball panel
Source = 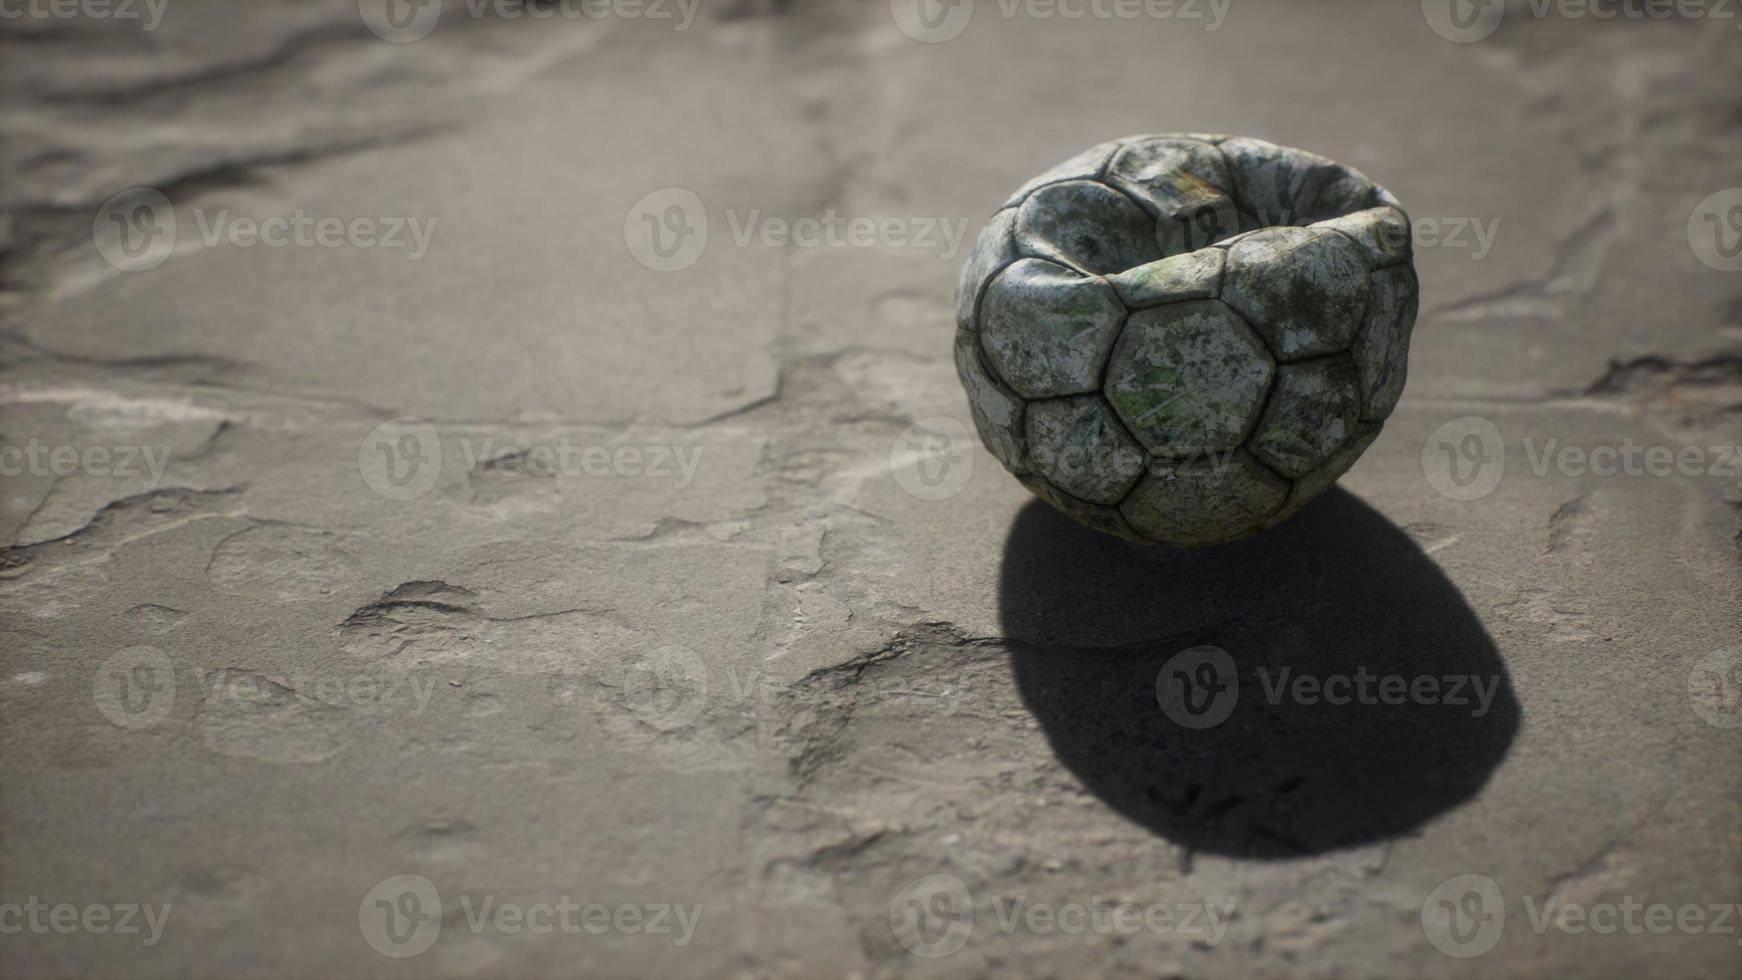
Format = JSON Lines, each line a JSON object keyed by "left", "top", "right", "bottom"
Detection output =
{"left": 1248, "top": 355, "right": 1362, "bottom": 478}
{"left": 1104, "top": 299, "right": 1274, "bottom": 456}
{"left": 1353, "top": 266, "right": 1419, "bottom": 421}
{"left": 1222, "top": 227, "right": 1369, "bottom": 360}
{"left": 1016, "top": 180, "right": 1162, "bottom": 276}
{"left": 979, "top": 258, "right": 1127, "bottom": 400}
{"left": 1119, "top": 449, "right": 1289, "bottom": 546}
{"left": 954, "top": 329, "right": 1027, "bottom": 475}
{"left": 1024, "top": 395, "right": 1145, "bottom": 505}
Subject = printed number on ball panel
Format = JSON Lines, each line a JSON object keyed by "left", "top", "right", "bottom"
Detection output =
{"left": 956, "top": 134, "right": 1418, "bottom": 546}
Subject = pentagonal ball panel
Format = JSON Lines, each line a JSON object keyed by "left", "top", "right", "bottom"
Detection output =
{"left": 1248, "top": 355, "right": 1362, "bottom": 478}
{"left": 1024, "top": 395, "right": 1145, "bottom": 505}
{"left": 1119, "top": 450, "right": 1289, "bottom": 546}
{"left": 1222, "top": 227, "right": 1369, "bottom": 360}
{"left": 979, "top": 258, "right": 1127, "bottom": 399}
{"left": 1016, "top": 180, "right": 1162, "bottom": 276}
{"left": 1104, "top": 300, "right": 1274, "bottom": 456}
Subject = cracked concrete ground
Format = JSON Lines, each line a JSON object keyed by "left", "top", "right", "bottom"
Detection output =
{"left": 2, "top": 1, "right": 1739, "bottom": 977}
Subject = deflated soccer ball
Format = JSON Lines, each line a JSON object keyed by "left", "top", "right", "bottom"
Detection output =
{"left": 955, "top": 134, "right": 1419, "bottom": 546}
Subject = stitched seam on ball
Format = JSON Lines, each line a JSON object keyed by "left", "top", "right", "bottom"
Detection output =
{"left": 1244, "top": 352, "right": 1360, "bottom": 482}
{"left": 1022, "top": 394, "right": 1139, "bottom": 508}
{"left": 1003, "top": 140, "right": 1125, "bottom": 211}
{"left": 963, "top": 206, "right": 1021, "bottom": 334}
{"left": 1027, "top": 470, "right": 1136, "bottom": 538}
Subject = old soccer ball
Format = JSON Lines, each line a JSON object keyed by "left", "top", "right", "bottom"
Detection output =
{"left": 955, "top": 134, "right": 1419, "bottom": 546}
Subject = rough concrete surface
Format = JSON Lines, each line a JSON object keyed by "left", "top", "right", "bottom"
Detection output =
{"left": 1, "top": 1, "right": 1739, "bottom": 977}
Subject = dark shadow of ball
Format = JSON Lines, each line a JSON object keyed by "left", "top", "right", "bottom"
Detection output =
{"left": 1000, "top": 488, "right": 1519, "bottom": 858}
